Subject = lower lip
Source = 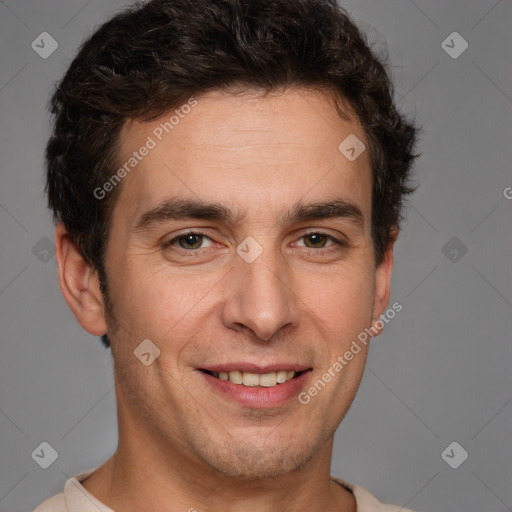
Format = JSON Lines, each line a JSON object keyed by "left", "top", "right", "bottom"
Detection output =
{"left": 200, "top": 370, "right": 312, "bottom": 408}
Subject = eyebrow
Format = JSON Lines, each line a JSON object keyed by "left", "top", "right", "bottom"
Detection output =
{"left": 134, "top": 199, "right": 235, "bottom": 231}
{"left": 283, "top": 199, "right": 364, "bottom": 228}
{"left": 133, "top": 197, "right": 364, "bottom": 231}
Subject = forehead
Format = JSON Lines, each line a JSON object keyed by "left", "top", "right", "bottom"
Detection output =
{"left": 112, "top": 88, "right": 372, "bottom": 227}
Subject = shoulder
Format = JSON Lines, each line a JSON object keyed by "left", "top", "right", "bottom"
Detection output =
{"left": 32, "top": 492, "right": 67, "bottom": 512}
{"left": 332, "top": 477, "right": 414, "bottom": 512}
{"left": 32, "top": 467, "right": 100, "bottom": 512}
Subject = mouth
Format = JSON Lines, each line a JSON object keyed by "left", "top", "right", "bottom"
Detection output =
{"left": 198, "top": 364, "right": 313, "bottom": 408}
{"left": 199, "top": 369, "right": 307, "bottom": 388}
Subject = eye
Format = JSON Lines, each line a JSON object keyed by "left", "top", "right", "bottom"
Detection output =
{"left": 297, "top": 232, "right": 338, "bottom": 249}
{"left": 167, "top": 232, "right": 213, "bottom": 250}
{"left": 303, "top": 233, "right": 330, "bottom": 248}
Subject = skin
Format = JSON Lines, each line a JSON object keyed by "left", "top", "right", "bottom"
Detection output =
{"left": 56, "top": 87, "right": 395, "bottom": 512}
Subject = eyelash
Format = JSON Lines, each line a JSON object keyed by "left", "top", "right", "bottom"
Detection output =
{"left": 163, "top": 230, "right": 347, "bottom": 253}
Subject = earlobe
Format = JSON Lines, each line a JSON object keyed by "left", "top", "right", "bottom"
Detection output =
{"left": 55, "top": 222, "right": 108, "bottom": 336}
{"left": 370, "top": 232, "right": 396, "bottom": 336}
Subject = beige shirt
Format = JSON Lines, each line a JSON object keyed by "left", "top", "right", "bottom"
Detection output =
{"left": 33, "top": 468, "right": 413, "bottom": 512}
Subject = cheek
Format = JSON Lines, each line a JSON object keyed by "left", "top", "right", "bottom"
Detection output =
{"left": 299, "top": 264, "right": 375, "bottom": 341}
{"left": 108, "top": 259, "right": 221, "bottom": 342}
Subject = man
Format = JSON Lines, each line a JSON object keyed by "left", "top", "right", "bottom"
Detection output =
{"left": 35, "top": 0, "right": 417, "bottom": 510}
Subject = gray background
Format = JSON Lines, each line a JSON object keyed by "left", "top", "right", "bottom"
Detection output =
{"left": 0, "top": 1, "right": 511, "bottom": 511}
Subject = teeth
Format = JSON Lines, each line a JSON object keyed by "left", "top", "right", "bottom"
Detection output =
{"left": 276, "top": 370, "right": 287, "bottom": 383}
{"left": 215, "top": 370, "right": 297, "bottom": 387}
{"left": 229, "top": 370, "right": 243, "bottom": 384}
{"left": 259, "top": 372, "right": 277, "bottom": 387}
{"left": 242, "top": 373, "right": 260, "bottom": 386}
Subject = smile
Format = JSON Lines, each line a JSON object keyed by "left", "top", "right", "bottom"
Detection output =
{"left": 201, "top": 369, "right": 301, "bottom": 387}
{"left": 198, "top": 365, "right": 312, "bottom": 408}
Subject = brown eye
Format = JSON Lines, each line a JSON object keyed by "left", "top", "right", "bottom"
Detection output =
{"left": 166, "top": 232, "right": 214, "bottom": 250}
{"left": 177, "top": 233, "right": 204, "bottom": 249}
{"left": 303, "top": 233, "right": 329, "bottom": 248}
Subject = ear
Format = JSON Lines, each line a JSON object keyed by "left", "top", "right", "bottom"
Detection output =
{"left": 55, "top": 222, "right": 108, "bottom": 336}
{"left": 370, "top": 229, "right": 397, "bottom": 336}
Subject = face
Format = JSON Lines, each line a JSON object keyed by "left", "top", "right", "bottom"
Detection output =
{"left": 95, "top": 88, "right": 393, "bottom": 479}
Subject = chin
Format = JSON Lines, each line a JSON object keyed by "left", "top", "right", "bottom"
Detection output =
{"left": 190, "top": 432, "right": 320, "bottom": 480}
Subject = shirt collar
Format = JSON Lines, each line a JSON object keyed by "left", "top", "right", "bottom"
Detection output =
{"left": 64, "top": 468, "right": 114, "bottom": 512}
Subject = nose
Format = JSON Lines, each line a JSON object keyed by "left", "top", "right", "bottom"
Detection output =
{"left": 221, "top": 250, "right": 301, "bottom": 341}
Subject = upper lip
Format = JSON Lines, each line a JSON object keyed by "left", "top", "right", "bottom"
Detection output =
{"left": 199, "top": 363, "right": 311, "bottom": 374}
